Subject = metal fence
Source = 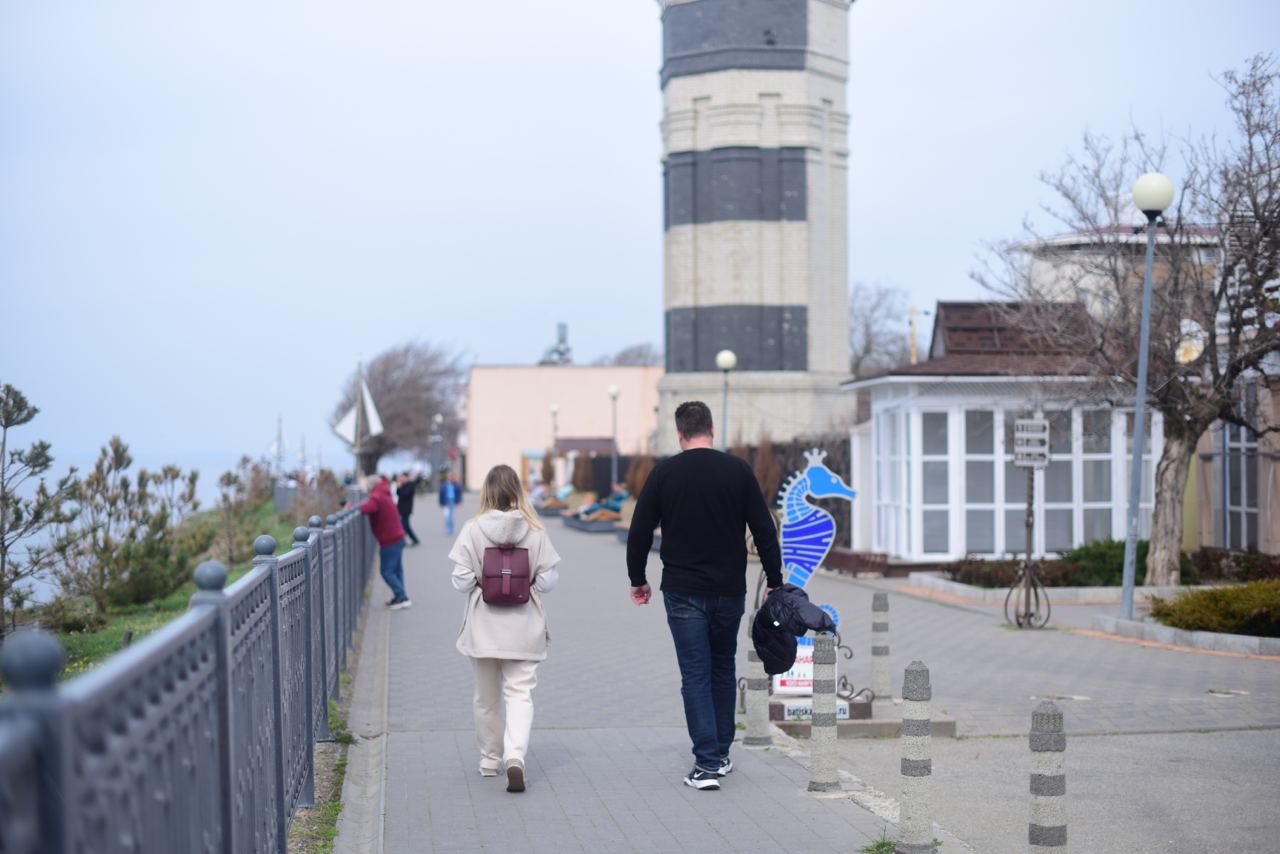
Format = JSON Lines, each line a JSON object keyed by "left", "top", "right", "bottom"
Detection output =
{"left": 0, "top": 507, "right": 376, "bottom": 854}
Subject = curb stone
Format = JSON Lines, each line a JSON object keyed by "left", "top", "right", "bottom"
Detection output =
{"left": 1091, "top": 615, "right": 1280, "bottom": 657}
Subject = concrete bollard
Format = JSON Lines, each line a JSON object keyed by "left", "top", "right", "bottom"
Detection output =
{"left": 1030, "top": 701, "right": 1067, "bottom": 851}
{"left": 807, "top": 632, "right": 840, "bottom": 792}
{"left": 744, "top": 614, "right": 773, "bottom": 748}
{"left": 897, "top": 661, "right": 935, "bottom": 854}
{"left": 872, "top": 592, "right": 891, "bottom": 704}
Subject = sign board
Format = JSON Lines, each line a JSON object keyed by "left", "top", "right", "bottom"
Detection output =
{"left": 1013, "top": 418, "right": 1050, "bottom": 469}
{"left": 773, "top": 697, "right": 853, "bottom": 721}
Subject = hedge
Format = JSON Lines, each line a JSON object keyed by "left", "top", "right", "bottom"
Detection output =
{"left": 1150, "top": 580, "right": 1280, "bottom": 638}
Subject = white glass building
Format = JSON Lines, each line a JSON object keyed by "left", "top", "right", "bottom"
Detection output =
{"left": 846, "top": 303, "right": 1160, "bottom": 562}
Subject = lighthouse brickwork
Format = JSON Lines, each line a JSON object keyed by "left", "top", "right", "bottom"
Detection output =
{"left": 656, "top": 0, "right": 854, "bottom": 454}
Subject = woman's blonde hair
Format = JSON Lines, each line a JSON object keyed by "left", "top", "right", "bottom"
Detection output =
{"left": 477, "top": 464, "right": 544, "bottom": 531}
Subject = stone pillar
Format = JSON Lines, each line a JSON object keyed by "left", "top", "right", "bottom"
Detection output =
{"left": 896, "top": 661, "right": 935, "bottom": 854}
{"left": 871, "top": 592, "right": 891, "bottom": 704}
{"left": 1029, "top": 701, "right": 1067, "bottom": 851}
{"left": 744, "top": 614, "right": 773, "bottom": 748}
{"left": 807, "top": 633, "right": 840, "bottom": 792}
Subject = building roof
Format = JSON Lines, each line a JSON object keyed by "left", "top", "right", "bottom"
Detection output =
{"left": 846, "top": 301, "right": 1096, "bottom": 387}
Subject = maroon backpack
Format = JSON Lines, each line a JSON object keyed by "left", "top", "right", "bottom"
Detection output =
{"left": 480, "top": 544, "right": 531, "bottom": 606}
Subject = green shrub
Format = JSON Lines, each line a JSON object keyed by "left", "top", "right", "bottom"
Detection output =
{"left": 1061, "top": 539, "right": 1147, "bottom": 586}
{"left": 1187, "top": 548, "right": 1280, "bottom": 583}
{"left": 1150, "top": 580, "right": 1280, "bottom": 638}
{"left": 37, "top": 597, "right": 107, "bottom": 634}
{"left": 944, "top": 558, "right": 1081, "bottom": 589}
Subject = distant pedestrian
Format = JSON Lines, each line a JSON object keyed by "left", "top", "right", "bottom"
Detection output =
{"left": 396, "top": 471, "right": 422, "bottom": 547}
{"left": 439, "top": 471, "right": 463, "bottom": 534}
{"left": 626, "top": 401, "right": 782, "bottom": 791}
{"left": 449, "top": 464, "right": 561, "bottom": 793}
{"left": 359, "top": 475, "right": 411, "bottom": 610}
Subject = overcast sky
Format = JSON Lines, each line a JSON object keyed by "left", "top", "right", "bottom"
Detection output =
{"left": 1, "top": 0, "right": 1275, "bottom": 490}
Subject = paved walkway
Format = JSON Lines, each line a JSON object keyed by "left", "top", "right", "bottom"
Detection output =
{"left": 344, "top": 510, "right": 904, "bottom": 853}
{"left": 340, "top": 506, "right": 1280, "bottom": 853}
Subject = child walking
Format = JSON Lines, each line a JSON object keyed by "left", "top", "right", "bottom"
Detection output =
{"left": 449, "top": 464, "right": 560, "bottom": 792}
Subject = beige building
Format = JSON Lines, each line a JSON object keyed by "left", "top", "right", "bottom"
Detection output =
{"left": 654, "top": 0, "right": 857, "bottom": 453}
{"left": 463, "top": 365, "right": 663, "bottom": 492}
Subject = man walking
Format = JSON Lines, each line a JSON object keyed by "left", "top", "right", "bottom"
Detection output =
{"left": 360, "top": 475, "right": 412, "bottom": 610}
{"left": 626, "top": 401, "right": 782, "bottom": 791}
{"left": 396, "top": 471, "right": 422, "bottom": 547}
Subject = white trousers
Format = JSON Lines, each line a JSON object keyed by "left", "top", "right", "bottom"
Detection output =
{"left": 470, "top": 657, "right": 539, "bottom": 768}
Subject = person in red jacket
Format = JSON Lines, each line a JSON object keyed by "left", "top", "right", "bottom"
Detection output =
{"left": 360, "top": 476, "right": 411, "bottom": 609}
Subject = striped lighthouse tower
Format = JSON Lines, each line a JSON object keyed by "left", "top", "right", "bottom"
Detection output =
{"left": 655, "top": 0, "right": 854, "bottom": 453}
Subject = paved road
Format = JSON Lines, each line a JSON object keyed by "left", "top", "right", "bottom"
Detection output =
{"left": 375, "top": 510, "right": 900, "bottom": 853}
{"left": 795, "top": 572, "right": 1280, "bottom": 853}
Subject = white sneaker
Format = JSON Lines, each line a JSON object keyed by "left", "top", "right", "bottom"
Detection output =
{"left": 389, "top": 597, "right": 412, "bottom": 610}
{"left": 683, "top": 767, "right": 721, "bottom": 791}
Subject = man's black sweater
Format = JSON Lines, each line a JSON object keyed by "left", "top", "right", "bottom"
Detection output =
{"left": 626, "top": 447, "right": 783, "bottom": 596}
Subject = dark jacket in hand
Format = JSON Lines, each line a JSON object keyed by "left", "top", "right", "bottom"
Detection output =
{"left": 751, "top": 584, "right": 836, "bottom": 675}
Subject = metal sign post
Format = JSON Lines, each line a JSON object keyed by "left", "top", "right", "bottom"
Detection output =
{"left": 1007, "top": 418, "right": 1051, "bottom": 628}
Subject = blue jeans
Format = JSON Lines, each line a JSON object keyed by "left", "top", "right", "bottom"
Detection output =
{"left": 399, "top": 513, "right": 419, "bottom": 545}
{"left": 663, "top": 591, "right": 745, "bottom": 772}
{"left": 380, "top": 540, "right": 406, "bottom": 600}
{"left": 443, "top": 504, "right": 455, "bottom": 535}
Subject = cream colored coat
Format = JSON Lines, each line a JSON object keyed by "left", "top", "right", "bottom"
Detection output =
{"left": 450, "top": 510, "right": 561, "bottom": 661}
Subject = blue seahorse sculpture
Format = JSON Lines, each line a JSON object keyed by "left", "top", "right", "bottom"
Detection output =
{"left": 778, "top": 449, "right": 857, "bottom": 591}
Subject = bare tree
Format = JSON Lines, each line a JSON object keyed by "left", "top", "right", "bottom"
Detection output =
{"left": 848, "top": 282, "right": 912, "bottom": 378}
{"left": 592, "top": 342, "right": 663, "bottom": 367}
{"left": 976, "top": 55, "right": 1280, "bottom": 586}
{"left": 333, "top": 341, "right": 464, "bottom": 474}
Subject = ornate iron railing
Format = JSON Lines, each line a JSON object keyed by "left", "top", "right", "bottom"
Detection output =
{"left": 0, "top": 507, "right": 376, "bottom": 854}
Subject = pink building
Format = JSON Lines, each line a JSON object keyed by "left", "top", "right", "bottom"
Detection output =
{"left": 463, "top": 365, "right": 664, "bottom": 492}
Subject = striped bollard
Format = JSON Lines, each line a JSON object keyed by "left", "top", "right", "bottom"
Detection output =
{"left": 807, "top": 632, "right": 839, "bottom": 792}
{"left": 897, "top": 661, "right": 935, "bottom": 854}
{"left": 872, "top": 593, "right": 891, "bottom": 704}
{"left": 744, "top": 613, "right": 773, "bottom": 748}
{"left": 1030, "top": 701, "right": 1067, "bottom": 851}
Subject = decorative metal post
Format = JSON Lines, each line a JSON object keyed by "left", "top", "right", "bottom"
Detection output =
{"left": 189, "top": 560, "right": 233, "bottom": 854}
{"left": 253, "top": 534, "right": 289, "bottom": 854}
{"left": 308, "top": 516, "right": 332, "bottom": 742}
{"left": 0, "top": 630, "right": 69, "bottom": 854}
{"left": 293, "top": 526, "right": 317, "bottom": 809}
{"left": 1007, "top": 418, "right": 1051, "bottom": 628}
{"left": 807, "top": 633, "right": 840, "bottom": 792}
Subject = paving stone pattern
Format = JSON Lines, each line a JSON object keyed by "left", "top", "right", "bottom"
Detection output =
{"left": 381, "top": 511, "right": 893, "bottom": 853}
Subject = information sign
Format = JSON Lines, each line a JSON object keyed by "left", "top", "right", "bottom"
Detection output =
{"left": 1013, "top": 418, "right": 1050, "bottom": 468}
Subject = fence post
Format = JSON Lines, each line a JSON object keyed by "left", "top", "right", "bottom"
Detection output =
{"left": 189, "top": 560, "right": 234, "bottom": 854}
{"left": 253, "top": 534, "right": 289, "bottom": 854}
{"left": 293, "top": 527, "right": 317, "bottom": 809}
{"left": 308, "top": 516, "right": 332, "bottom": 741}
{"left": 743, "top": 614, "right": 772, "bottom": 748}
{"left": 897, "top": 661, "right": 935, "bottom": 854}
{"left": 807, "top": 632, "right": 840, "bottom": 792}
{"left": 872, "top": 593, "right": 891, "bottom": 705}
{"left": 327, "top": 514, "right": 345, "bottom": 673}
{"left": 0, "top": 630, "right": 70, "bottom": 854}
{"left": 322, "top": 516, "right": 340, "bottom": 704}
{"left": 1029, "top": 701, "right": 1067, "bottom": 852}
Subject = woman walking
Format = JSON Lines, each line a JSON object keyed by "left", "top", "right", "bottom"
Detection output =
{"left": 449, "top": 464, "right": 560, "bottom": 792}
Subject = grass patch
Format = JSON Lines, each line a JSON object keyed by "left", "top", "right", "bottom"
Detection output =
{"left": 289, "top": 666, "right": 359, "bottom": 851}
{"left": 860, "top": 829, "right": 895, "bottom": 854}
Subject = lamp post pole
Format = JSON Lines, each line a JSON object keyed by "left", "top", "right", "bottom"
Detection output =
{"left": 715, "top": 349, "right": 737, "bottom": 451}
{"left": 607, "top": 386, "right": 620, "bottom": 485}
{"left": 431, "top": 412, "right": 444, "bottom": 486}
{"left": 1121, "top": 172, "right": 1174, "bottom": 621}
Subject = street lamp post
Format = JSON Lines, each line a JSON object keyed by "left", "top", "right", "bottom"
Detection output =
{"left": 431, "top": 412, "right": 444, "bottom": 486}
{"left": 608, "top": 385, "right": 621, "bottom": 485}
{"left": 1121, "top": 171, "right": 1175, "bottom": 621}
{"left": 715, "top": 349, "right": 737, "bottom": 450}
